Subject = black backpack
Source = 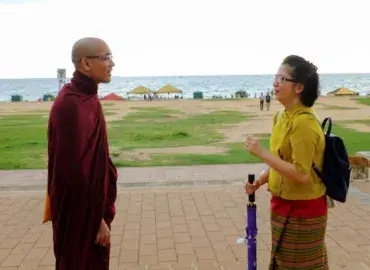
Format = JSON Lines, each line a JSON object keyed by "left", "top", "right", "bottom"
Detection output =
{"left": 311, "top": 117, "right": 351, "bottom": 203}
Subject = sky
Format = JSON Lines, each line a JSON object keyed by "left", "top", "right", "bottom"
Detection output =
{"left": 0, "top": 0, "right": 369, "bottom": 79}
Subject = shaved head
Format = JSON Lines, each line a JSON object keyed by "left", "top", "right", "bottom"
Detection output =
{"left": 71, "top": 37, "right": 114, "bottom": 84}
{"left": 71, "top": 37, "right": 109, "bottom": 67}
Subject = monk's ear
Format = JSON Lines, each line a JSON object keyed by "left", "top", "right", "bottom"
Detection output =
{"left": 81, "top": 57, "right": 91, "bottom": 71}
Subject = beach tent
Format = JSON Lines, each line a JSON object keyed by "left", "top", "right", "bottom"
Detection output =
{"left": 11, "top": 94, "right": 23, "bottom": 102}
{"left": 327, "top": 87, "right": 359, "bottom": 96}
{"left": 43, "top": 94, "right": 55, "bottom": 101}
{"left": 156, "top": 84, "right": 183, "bottom": 94}
{"left": 101, "top": 93, "right": 125, "bottom": 101}
{"left": 128, "top": 86, "right": 153, "bottom": 95}
{"left": 235, "top": 90, "right": 248, "bottom": 98}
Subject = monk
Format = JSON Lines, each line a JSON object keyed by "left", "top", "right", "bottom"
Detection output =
{"left": 47, "top": 37, "right": 117, "bottom": 270}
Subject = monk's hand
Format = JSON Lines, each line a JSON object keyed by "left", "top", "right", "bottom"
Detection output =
{"left": 244, "top": 136, "right": 266, "bottom": 158}
{"left": 95, "top": 219, "right": 110, "bottom": 247}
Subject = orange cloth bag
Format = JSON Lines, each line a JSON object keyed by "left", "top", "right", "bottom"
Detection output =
{"left": 42, "top": 190, "right": 52, "bottom": 224}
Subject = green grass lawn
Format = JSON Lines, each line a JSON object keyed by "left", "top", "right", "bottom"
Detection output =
{"left": 318, "top": 104, "right": 357, "bottom": 110}
{"left": 0, "top": 114, "right": 48, "bottom": 169}
{"left": 108, "top": 108, "right": 248, "bottom": 149}
{"left": 114, "top": 141, "right": 271, "bottom": 167}
{"left": 339, "top": 119, "right": 370, "bottom": 126}
{"left": 0, "top": 107, "right": 369, "bottom": 169}
{"left": 354, "top": 97, "right": 370, "bottom": 106}
{"left": 330, "top": 123, "right": 370, "bottom": 155}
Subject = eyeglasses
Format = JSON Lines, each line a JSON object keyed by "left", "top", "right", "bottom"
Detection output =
{"left": 82, "top": 55, "right": 113, "bottom": 61}
{"left": 274, "top": 74, "right": 297, "bottom": 84}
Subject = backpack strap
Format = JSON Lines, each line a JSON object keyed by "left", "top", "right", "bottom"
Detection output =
{"left": 321, "top": 117, "right": 333, "bottom": 136}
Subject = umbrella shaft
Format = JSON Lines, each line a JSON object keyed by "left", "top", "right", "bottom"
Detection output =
{"left": 247, "top": 237, "right": 257, "bottom": 270}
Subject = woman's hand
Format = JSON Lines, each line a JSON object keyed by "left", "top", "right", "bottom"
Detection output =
{"left": 246, "top": 136, "right": 310, "bottom": 185}
{"left": 244, "top": 136, "right": 267, "bottom": 158}
{"left": 244, "top": 179, "right": 261, "bottom": 195}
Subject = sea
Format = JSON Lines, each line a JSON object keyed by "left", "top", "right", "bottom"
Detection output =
{"left": 0, "top": 73, "right": 369, "bottom": 102}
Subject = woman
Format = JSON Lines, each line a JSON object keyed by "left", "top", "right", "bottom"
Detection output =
{"left": 245, "top": 55, "right": 328, "bottom": 269}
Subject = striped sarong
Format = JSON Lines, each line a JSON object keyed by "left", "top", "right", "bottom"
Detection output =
{"left": 269, "top": 196, "right": 329, "bottom": 270}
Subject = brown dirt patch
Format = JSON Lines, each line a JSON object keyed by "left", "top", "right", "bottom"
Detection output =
{"left": 112, "top": 146, "right": 227, "bottom": 161}
{"left": 138, "top": 146, "right": 227, "bottom": 154}
{"left": 218, "top": 119, "right": 273, "bottom": 143}
{"left": 342, "top": 123, "right": 370, "bottom": 132}
{"left": 0, "top": 101, "right": 53, "bottom": 115}
{"left": 104, "top": 110, "right": 129, "bottom": 121}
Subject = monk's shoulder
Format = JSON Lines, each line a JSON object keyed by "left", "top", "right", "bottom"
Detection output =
{"left": 53, "top": 85, "right": 101, "bottom": 120}
{"left": 54, "top": 97, "right": 77, "bottom": 113}
{"left": 51, "top": 90, "right": 82, "bottom": 121}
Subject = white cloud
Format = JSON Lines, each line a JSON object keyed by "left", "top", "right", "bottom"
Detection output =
{"left": 0, "top": 0, "right": 369, "bottom": 78}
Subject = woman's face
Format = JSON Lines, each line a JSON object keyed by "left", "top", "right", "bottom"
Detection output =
{"left": 273, "top": 64, "right": 302, "bottom": 106}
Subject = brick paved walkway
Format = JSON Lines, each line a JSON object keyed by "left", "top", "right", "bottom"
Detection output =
{"left": 1, "top": 164, "right": 370, "bottom": 269}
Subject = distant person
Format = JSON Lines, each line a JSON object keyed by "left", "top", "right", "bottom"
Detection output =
{"left": 259, "top": 92, "right": 264, "bottom": 111}
{"left": 47, "top": 37, "right": 118, "bottom": 270}
{"left": 265, "top": 92, "right": 271, "bottom": 110}
{"left": 244, "top": 55, "right": 328, "bottom": 269}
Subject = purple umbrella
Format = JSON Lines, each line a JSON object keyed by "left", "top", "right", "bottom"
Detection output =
{"left": 246, "top": 173, "right": 257, "bottom": 270}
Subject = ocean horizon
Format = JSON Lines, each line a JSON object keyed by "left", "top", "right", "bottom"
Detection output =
{"left": 1, "top": 73, "right": 369, "bottom": 101}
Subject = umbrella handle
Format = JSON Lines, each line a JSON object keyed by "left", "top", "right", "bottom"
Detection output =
{"left": 248, "top": 174, "right": 255, "bottom": 203}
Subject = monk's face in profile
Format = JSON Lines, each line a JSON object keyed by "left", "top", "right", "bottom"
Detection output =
{"left": 80, "top": 41, "right": 115, "bottom": 84}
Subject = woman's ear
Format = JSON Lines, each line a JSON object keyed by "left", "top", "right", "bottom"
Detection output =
{"left": 295, "top": 83, "right": 304, "bottom": 94}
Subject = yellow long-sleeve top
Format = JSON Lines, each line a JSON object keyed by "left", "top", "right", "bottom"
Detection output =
{"left": 268, "top": 103, "right": 326, "bottom": 200}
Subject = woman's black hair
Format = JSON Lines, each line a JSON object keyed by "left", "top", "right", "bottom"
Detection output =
{"left": 282, "top": 55, "right": 320, "bottom": 107}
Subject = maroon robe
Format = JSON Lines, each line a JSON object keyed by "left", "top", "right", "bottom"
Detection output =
{"left": 47, "top": 70, "right": 117, "bottom": 270}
